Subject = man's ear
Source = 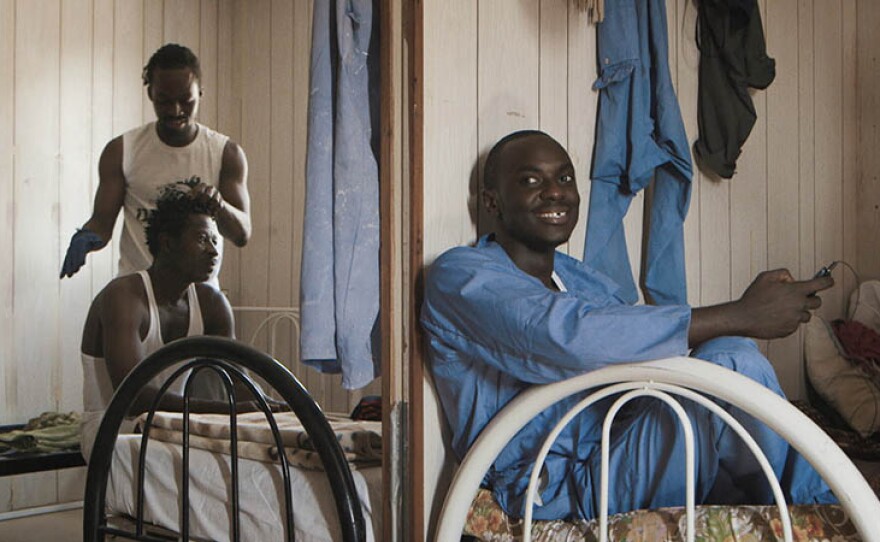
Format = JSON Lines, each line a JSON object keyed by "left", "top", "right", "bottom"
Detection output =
{"left": 483, "top": 188, "right": 500, "bottom": 218}
{"left": 158, "top": 231, "right": 174, "bottom": 256}
{"left": 146, "top": 84, "right": 154, "bottom": 102}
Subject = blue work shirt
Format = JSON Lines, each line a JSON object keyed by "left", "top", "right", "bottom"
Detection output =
{"left": 422, "top": 235, "right": 691, "bottom": 518}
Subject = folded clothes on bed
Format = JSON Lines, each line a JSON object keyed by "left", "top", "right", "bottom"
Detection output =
{"left": 134, "top": 411, "right": 381, "bottom": 471}
{"left": 0, "top": 411, "right": 81, "bottom": 453}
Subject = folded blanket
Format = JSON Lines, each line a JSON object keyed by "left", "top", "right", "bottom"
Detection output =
{"left": 0, "top": 411, "right": 81, "bottom": 453}
{"left": 135, "top": 411, "right": 381, "bottom": 471}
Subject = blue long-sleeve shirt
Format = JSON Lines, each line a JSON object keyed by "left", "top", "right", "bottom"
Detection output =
{"left": 421, "top": 235, "right": 692, "bottom": 517}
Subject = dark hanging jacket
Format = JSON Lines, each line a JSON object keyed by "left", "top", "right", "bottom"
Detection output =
{"left": 694, "top": 0, "right": 775, "bottom": 179}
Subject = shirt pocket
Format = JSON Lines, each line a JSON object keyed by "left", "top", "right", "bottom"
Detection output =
{"left": 592, "top": 0, "right": 639, "bottom": 90}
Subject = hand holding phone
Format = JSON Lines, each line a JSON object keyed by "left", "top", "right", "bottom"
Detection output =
{"left": 814, "top": 261, "right": 839, "bottom": 278}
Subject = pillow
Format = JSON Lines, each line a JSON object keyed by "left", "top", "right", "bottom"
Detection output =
{"left": 849, "top": 280, "right": 880, "bottom": 334}
{"left": 804, "top": 316, "right": 880, "bottom": 438}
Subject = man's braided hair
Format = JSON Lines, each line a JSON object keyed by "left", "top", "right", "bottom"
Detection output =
{"left": 145, "top": 183, "right": 216, "bottom": 258}
{"left": 142, "top": 43, "right": 201, "bottom": 86}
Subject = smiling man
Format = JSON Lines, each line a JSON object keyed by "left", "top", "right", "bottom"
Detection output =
{"left": 421, "top": 130, "right": 838, "bottom": 521}
{"left": 79, "top": 188, "right": 240, "bottom": 461}
{"left": 61, "top": 43, "right": 251, "bottom": 285}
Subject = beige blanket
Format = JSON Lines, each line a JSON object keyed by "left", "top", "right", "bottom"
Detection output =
{"left": 135, "top": 411, "right": 381, "bottom": 471}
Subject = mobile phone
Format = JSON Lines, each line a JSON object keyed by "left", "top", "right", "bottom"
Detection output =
{"left": 814, "top": 261, "right": 838, "bottom": 278}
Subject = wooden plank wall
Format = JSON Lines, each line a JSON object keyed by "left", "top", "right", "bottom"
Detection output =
{"left": 418, "top": 0, "right": 871, "bottom": 537}
{"left": 0, "top": 0, "right": 380, "bottom": 513}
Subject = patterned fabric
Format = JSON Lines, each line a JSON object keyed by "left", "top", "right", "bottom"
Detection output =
{"left": 464, "top": 488, "right": 860, "bottom": 542}
{"left": 136, "top": 411, "right": 381, "bottom": 471}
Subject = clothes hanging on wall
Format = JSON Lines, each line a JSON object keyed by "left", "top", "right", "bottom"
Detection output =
{"left": 694, "top": 0, "right": 775, "bottom": 179}
{"left": 300, "top": 0, "right": 381, "bottom": 390}
{"left": 584, "top": 0, "right": 693, "bottom": 306}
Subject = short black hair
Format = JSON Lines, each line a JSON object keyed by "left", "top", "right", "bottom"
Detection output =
{"left": 483, "top": 130, "right": 555, "bottom": 190}
{"left": 142, "top": 43, "right": 201, "bottom": 86}
{"left": 145, "top": 184, "right": 215, "bottom": 257}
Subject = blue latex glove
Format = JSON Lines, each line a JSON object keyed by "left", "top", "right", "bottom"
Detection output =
{"left": 60, "top": 228, "right": 105, "bottom": 278}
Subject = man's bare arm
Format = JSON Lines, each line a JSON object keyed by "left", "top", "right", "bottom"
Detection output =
{"left": 190, "top": 140, "right": 251, "bottom": 246}
{"left": 689, "top": 269, "right": 834, "bottom": 347}
{"left": 83, "top": 137, "right": 126, "bottom": 243}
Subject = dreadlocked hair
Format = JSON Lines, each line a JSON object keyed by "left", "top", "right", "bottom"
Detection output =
{"left": 142, "top": 43, "right": 201, "bottom": 86}
{"left": 145, "top": 183, "right": 216, "bottom": 257}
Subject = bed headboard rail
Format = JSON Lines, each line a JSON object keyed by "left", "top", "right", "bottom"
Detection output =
{"left": 434, "top": 357, "right": 880, "bottom": 542}
{"left": 83, "top": 336, "right": 367, "bottom": 542}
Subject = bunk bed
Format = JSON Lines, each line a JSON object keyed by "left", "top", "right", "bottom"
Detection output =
{"left": 434, "top": 357, "right": 880, "bottom": 542}
{"left": 82, "top": 335, "right": 380, "bottom": 542}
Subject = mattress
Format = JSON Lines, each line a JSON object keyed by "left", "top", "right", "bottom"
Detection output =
{"left": 105, "top": 434, "right": 382, "bottom": 541}
{"left": 464, "top": 488, "right": 859, "bottom": 542}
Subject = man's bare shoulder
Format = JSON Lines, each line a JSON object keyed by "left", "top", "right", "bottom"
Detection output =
{"left": 196, "top": 282, "right": 232, "bottom": 335}
{"left": 194, "top": 281, "right": 226, "bottom": 303}
{"left": 95, "top": 274, "right": 148, "bottom": 313}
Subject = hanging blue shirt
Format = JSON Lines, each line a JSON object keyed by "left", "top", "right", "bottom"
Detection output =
{"left": 300, "top": 0, "right": 381, "bottom": 389}
{"left": 422, "top": 235, "right": 835, "bottom": 520}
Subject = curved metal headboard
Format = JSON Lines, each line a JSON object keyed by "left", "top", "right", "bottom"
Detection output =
{"left": 434, "top": 357, "right": 880, "bottom": 542}
{"left": 83, "top": 336, "right": 367, "bottom": 542}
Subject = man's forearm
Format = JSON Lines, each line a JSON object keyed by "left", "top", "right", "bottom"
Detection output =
{"left": 130, "top": 385, "right": 256, "bottom": 416}
{"left": 688, "top": 301, "right": 749, "bottom": 347}
{"left": 216, "top": 202, "right": 251, "bottom": 247}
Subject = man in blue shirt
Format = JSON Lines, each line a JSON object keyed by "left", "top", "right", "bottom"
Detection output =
{"left": 421, "top": 130, "right": 836, "bottom": 521}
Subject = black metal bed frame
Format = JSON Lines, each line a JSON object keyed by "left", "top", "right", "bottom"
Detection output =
{"left": 82, "top": 336, "right": 367, "bottom": 542}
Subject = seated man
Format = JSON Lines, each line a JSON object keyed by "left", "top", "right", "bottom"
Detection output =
{"left": 421, "top": 130, "right": 837, "bottom": 521}
{"left": 80, "top": 187, "right": 251, "bottom": 461}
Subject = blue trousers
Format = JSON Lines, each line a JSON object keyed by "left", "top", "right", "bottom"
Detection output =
{"left": 513, "top": 338, "right": 837, "bottom": 521}
{"left": 585, "top": 0, "right": 693, "bottom": 305}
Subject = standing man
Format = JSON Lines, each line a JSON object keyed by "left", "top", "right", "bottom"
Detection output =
{"left": 61, "top": 43, "right": 251, "bottom": 284}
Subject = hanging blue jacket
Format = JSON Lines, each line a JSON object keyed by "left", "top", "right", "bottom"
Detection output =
{"left": 584, "top": 0, "right": 693, "bottom": 306}
{"left": 300, "top": 0, "right": 381, "bottom": 389}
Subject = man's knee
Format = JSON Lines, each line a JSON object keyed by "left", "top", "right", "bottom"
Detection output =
{"left": 690, "top": 336, "right": 781, "bottom": 392}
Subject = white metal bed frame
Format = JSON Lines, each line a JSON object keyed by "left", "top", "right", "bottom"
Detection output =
{"left": 434, "top": 357, "right": 880, "bottom": 542}
{"left": 232, "top": 306, "right": 301, "bottom": 359}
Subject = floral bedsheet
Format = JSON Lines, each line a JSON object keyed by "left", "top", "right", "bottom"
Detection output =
{"left": 464, "top": 488, "right": 860, "bottom": 542}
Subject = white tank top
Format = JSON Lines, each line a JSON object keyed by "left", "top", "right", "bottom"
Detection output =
{"left": 119, "top": 121, "right": 228, "bottom": 284}
{"left": 80, "top": 270, "right": 205, "bottom": 460}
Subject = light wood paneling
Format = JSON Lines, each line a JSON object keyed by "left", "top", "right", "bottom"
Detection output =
{"left": 1, "top": 0, "right": 15, "bottom": 427}
{"left": 766, "top": 0, "right": 804, "bottom": 395}
{"left": 857, "top": 1, "right": 880, "bottom": 282}
{"left": 59, "top": 0, "right": 95, "bottom": 414}
{"left": 814, "top": 1, "right": 845, "bottom": 321}
{"left": 13, "top": 0, "right": 62, "bottom": 510}
{"left": 163, "top": 0, "right": 200, "bottom": 52}
{"left": 422, "top": 0, "right": 478, "bottom": 260}
{"left": 142, "top": 0, "right": 164, "bottom": 124}
{"left": 0, "top": 0, "right": 15, "bottom": 513}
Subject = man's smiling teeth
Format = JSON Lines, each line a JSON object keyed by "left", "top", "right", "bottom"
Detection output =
{"left": 537, "top": 211, "right": 566, "bottom": 218}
